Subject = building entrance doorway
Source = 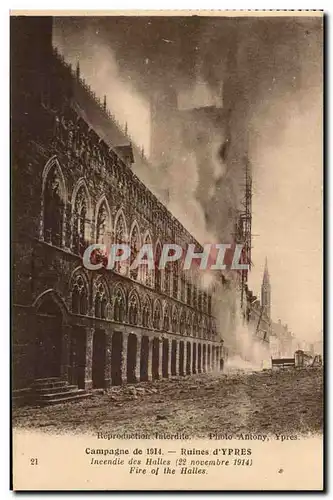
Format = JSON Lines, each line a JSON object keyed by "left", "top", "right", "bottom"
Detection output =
{"left": 35, "top": 296, "right": 62, "bottom": 379}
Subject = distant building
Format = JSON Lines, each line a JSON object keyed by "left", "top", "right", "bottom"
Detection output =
{"left": 270, "top": 320, "right": 294, "bottom": 358}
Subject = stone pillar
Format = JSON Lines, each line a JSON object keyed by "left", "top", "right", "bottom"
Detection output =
{"left": 158, "top": 337, "right": 163, "bottom": 379}
{"left": 186, "top": 341, "right": 192, "bottom": 375}
{"left": 104, "top": 330, "right": 112, "bottom": 389}
{"left": 60, "top": 323, "right": 71, "bottom": 382}
{"left": 168, "top": 339, "right": 172, "bottom": 378}
{"left": 192, "top": 342, "right": 196, "bottom": 374}
{"left": 147, "top": 337, "right": 153, "bottom": 381}
{"left": 196, "top": 343, "right": 200, "bottom": 374}
{"left": 135, "top": 334, "right": 142, "bottom": 383}
{"left": 121, "top": 332, "right": 128, "bottom": 384}
{"left": 175, "top": 340, "right": 180, "bottom": 376}
{"left": 179, "top": 341, "right": 185, "bottom": 376}
{"left": 202, "top": 344, "right": 207, "bottom": 373}
{"left": 84, "top": 327, "right": 94, "bottom": 390}
{"left": 211, "top": 346, "right": 216, "bottom": 371}
{"left": 196, "top": 342, "right": 200, "bottom": 374}
{"left": 199, "top": 343, "right": 203, "bottom": 373}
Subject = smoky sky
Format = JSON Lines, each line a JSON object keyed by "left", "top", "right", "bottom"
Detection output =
{"left": 53, "top": 15, "right": 323, "bottom": 344}
{"left": 54, "top": 16, "right": 321, "bottom": 103}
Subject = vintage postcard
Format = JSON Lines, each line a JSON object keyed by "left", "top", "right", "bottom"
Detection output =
{"left": 11, "top": 10, "right": 324, "bottom": 491}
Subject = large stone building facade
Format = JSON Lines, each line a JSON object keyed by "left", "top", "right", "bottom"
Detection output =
{"left": 11, "top": 17, "right": 224, "bottom": 396}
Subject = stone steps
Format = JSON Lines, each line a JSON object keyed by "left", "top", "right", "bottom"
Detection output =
{"left": 32, "top": 377, "right": 91, "bottom": 406}
{"left": 35, "top": 390, "right": 90, "bottom": 406}
{"left": 35, "top": 384, "right": 80, "bottom": 395}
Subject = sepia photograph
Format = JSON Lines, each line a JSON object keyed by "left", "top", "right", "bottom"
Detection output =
{"left": 11, "top": 11, "right": 323, "bottom": 490}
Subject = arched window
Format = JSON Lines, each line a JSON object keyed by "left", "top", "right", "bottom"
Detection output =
{"left": 73, "top": 187, "right": 87, "bottom": 255}
{"left": 43, "top": 167, "right": 64, "bottom": 246}
{"left": 211, "top": 320, "right": 217, "bottom": 340}
{"left": 153, "top": 300, "right": 162, "bottom": 330}
{"left": 172, "top": 262, "right": 179, "bottom": 299}
{"left": 203, "top": 292, "right": 208, "bottom": 313}
{"left": 141, "top": 233, "right": 154, "bottom": 287}
{"left": 163, "top": 304, "right": 170, "bottom": 332}
{"left": 96, "top": 201, "right": 109, "bottom": 244}
{"left": 186, "top": 312, "right": 192, "bottom": 336}
{"left": 187, "top": 282, "right": 192, "bottom": 306}
{"left": 155, "top": 243, "right": 162, "bottom": 292}
{"left": 115, "top": 212, "right": 127, "bottom": 275}
{"left": 113, "top": 287, "right": 126, "bottom": 323}
{"left": 192, "top": 286, "right": 197, "bottom": 309}
{"left": 164, "top": 264, "right": 171, "bottom": 295}
{"left": 208, "top": 294, "right": 212, "bottom": 315}
{"left": 128, "top": 292, "right": 139, "bottom": 325}
{"left": 171, "top": 307, "right": 178, "bottom": 333}
{"left": 180, "top": 273, "right": 186, "bottom": 302}
{"left": 180, "top": 310, "right": 186, "bottom": 335}
{"left": 129, "top": 224, "right": 141, "bottom": 280}
{"left": 94, "top": 281, "right": 108, "bottom": 319}
{"left": 198, "top": 316, "right": 204, "bottom": 338}
{"left": 71, "top": 275, "right": 88, "bottom": 315}
{"left": 197, "top": 290, "right": 202, "bottom": 311}
{"left": 202, "top": 317, "right": 208, "bottom": 339}
{"left": 142, "top": 296, "right": 151, "bottom": 328}
{"left": 193, "top": 314, "right": 198, "bottom": 337}
{"left": 163, "top": 262, "right": 172, "bottom": 295}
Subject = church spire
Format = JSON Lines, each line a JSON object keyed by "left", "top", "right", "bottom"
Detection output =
{"left": 261, "top": 257, "right": 271, "bottom": 319}
{"left": 263, "top": 257, "right": 270, "bottom": 285}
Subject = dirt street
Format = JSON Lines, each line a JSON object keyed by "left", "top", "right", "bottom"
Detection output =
{"left": 13, "top": 368, "right": 323, "bottom": 437}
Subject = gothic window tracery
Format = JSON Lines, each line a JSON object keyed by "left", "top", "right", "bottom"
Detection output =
{"left": 43, "top": 168, "right": 64, "bottom": 246}
{"left": 163, "top": 305, "right": 170, "bottom": 332}
{"left": 180, "top": 310, "right": 186, "bottom": 335}
{"left": 73, "top": 187, "right": 88, "bottom": 255}
{"left": 115, "top": 212, "right": 128, "bottom": 275}
{"left": 128, "top": 292, "right": 140, "bottom": 325}
{"left": 71, "top": 275, "right": 88, "bottom": 315}
{"left": 180, "top": 273, "right": 186, "bottom": 302}
{"left": 172, "top": 307, "right": 178, "bottom": 333}
{"left": 193, "top": 314, "right": 198, "bottom": 337}
{"left": 142, "top": 296, "right": 151, "bottom": 328}
{"left": 153, "top": 300, "right": 162, "bottom": 330}
{"left": 208, "top": 294, "right": 212, "bottom": 315}
{"left": 172, "top": 262, "right": 179, "bottom": 299}
{"left": 141, "top": 233, "right": 154, "bottom": 287}
{"left": 187, "top": 282, "right": 192, "bottom": 306}
{"left": 113, "top": 287, "right": 126, "bottom": 323}
{"left": 96, "top": 201, "right": 109, "bottom": 244}
{"left": 164, "top": 265, "right": 171, "bottom": 295}
{"left": 94, "top": 281, "right": 108, "bottom": 319}
{"left": 155, "top": 243, "right": 162, "bottom": 292}
{"left": 129, "top": 224, "right": 140, "bottom": 280}
{"left": 192, "top": 286, "right": 197, "bottom": 309}
{"left": 186, "top": 312, "right": 192, "bottom": 336}
{"left": 203, "top": 292, "right": 208, "bottom": 313}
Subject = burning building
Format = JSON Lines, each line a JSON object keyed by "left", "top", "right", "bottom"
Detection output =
{"left": 11, "top": 16, "right": 227, "bottom": 405}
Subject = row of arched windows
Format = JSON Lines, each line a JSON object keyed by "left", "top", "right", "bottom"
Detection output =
{"left": 41, "top": 157, "right": 212, "bottom": 313}
{"left": 70, "top": 273, "right": 215, "bottom": 339}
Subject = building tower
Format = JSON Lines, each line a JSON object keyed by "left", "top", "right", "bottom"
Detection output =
{"left": 261, "top": 258, "right": 271, "bottom": 320}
